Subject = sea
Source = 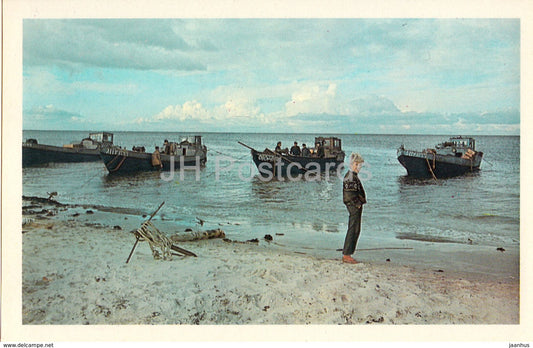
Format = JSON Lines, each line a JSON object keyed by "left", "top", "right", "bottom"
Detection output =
{"left": 22, "top": 131, "right": 520, "bottom": 280}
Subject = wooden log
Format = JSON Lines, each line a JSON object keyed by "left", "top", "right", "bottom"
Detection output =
{"left": 170, "top": 229, "right": 225, "bottom": 242}
{"left": 170, "top": 244, "right": 197, "bottom": 257}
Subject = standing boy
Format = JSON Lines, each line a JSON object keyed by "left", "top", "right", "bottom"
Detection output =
{"left": 342, "top": 153, "right": 366, "bottom": 264}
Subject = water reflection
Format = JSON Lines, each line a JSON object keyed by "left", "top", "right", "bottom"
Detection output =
{"left": 101, "top": 171, "right": 161, "bottom": 187}
{"left": 250, "top": 173, "right": 341, "bottom": 204}
{"left": 250, "top": 176, "right": 283, "bottom": 202}
{"left": 397, "top": 171, "right": 481, "bottom": 187}
{"left": 397, "top": 175, "right": 441, "bottom": 187}
{"left": 311, "top": 221, "right": 340, "bottom": 233}
{"left": 101, "top": 166, "right": 210, "bottom": 187}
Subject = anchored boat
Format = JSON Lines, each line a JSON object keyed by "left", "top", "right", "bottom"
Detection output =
{"left": 397, "top": 136, "right": 483, "bottom": 179}
{"left": 23, "top": 132, "right": 114, "bottom": 167}
{"left": 239, "top": 136, "right": 345, "bottom": 178}
{"left": 100, "top": 135, "right": 207, "bottom": 174}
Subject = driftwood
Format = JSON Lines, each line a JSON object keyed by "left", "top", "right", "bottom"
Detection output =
{"left": 126, "top": 202, "right": 197, "bottom": 263}
{"left": 170, "top": 229, "right": 225, "bottom": 242}
{"left": 23, "top": 195, "right": 66, "bottom": 207}
{"left": 171, "top": 244, "right": 197, "bottom": 257}
{"left": 23, "top": 195, "right": 149, "bottom": 216}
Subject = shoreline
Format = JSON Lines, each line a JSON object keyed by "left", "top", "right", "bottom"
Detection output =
{"left": 22, "top": 195, "right": 520, "bottom": 284}
{"left": 21, "top": 198, "right": 519, "bottom": 325}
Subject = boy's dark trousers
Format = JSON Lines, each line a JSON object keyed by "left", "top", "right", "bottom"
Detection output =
{"left": 342, "top": 204, "right": 363, "bottom": 255}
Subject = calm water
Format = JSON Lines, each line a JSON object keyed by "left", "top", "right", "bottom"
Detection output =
{"left": 22, "top": 131, "right": 520, "bottom": 277}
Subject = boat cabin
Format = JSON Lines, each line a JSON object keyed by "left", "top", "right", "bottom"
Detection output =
{"left": 179, "top": 135, "right": 202, "bottom": 146}
{"left": 435, "top": 136, "right": 476, "bottom": 157}
{"left": 64, "top": 132, "right": 114, "bottom": 149}
{"left": 89, "top": 132, "right": 114, "bottom": 144}
{"left": 314, "top": 136, "right": 343, "bottom": 157}
{"left": 170, "top": 135, "right": 204, "bottom": 156}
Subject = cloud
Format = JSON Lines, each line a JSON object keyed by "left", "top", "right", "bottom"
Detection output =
{"left": 22, "top": 19, "right": 520, "bottom": 135}
{"left": 24, "top": 68, "right": 140, "bottom": 97}
{"left": 23, "top": 20, "right": 206, "bottom": 71}
{"left": 94, "top": 19, "right": 192, "bottom": 51}
{"left": 348, "top": 95, "right": 401, "bottom": 116}
{"left": 214, "top": 98, "right": 263, "bottom": 120}
{"left": 24, "top": 97, "right": 519, "bottom": 135}
{"left": 152, "top": 101, "right": 210, "bottom": 122}
{"left": 25, "top": 105, "right": 82, "bottom": 120}
{"left": 285, "top": 83, "right": 338, "bottom": 116}
{"left": 23, "top": 105, "right": 96, "bottom": 130}
{"left": 285, "top": 92, "right": 402, "bottom": 119}
{"left": 129, "top": 90, "right": 519, "bottom": 135}
{"left": 476, "top": 109, "right": 520, "bottom": 124}
{"left": 137, "top": 98, "right": 269, "bottom": 130}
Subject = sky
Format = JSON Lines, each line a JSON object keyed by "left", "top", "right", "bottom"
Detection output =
{"left": 22, "top": 18, "right": 520, "bottom": 135}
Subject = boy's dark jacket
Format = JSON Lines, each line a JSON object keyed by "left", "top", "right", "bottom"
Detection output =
{"left": 343, "top": 171, "right": 366, "bottom": 206}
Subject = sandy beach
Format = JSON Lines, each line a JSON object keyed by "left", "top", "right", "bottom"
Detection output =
{"left": 19, "top": 197, "right": 520, "bottom": 326}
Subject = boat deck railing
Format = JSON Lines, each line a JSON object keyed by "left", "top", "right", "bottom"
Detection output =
{"left": 397, "top": 148, "right": 432, "bottom": 158}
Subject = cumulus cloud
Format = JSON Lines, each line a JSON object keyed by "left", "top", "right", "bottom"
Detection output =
{"left": 285, "top": 91, "right": 403, "bottom": 119}
{"left": 348, "top": 95, "right": 402, "bottom": 116}
{"left": 285, "top": 83, "right": 339, "bottom": 116}
{"left": 214, "top": 98, "right": 263, "bottom": 120}
{"left": 131, "top": 89, "right": 519, "bottom": 135}
{"left": 137, "top": 98, "right": 269, "bottom": 130}
{"left": 152, "top": 101, "right": 210, "bottom": 122}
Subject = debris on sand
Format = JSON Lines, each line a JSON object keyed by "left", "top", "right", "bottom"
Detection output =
{"left": 170, "top": 229, "right": 225, "bottom": 242}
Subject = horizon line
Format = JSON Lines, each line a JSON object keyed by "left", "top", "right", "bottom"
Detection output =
{"left": 22, "top": 129, "right": 520, "bottom": 137}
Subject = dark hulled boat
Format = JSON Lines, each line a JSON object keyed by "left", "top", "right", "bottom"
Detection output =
{"left": 397, "top": 136, "right": 483, "bottom": 178}
{"left": 240, "top": 136, "right": 345, "bottom": 178}
{"left": 22, "top": 132, "right": 114, "bottom": 167}
{"left": 100, "top": 135, "right": 207, "bottom": 174}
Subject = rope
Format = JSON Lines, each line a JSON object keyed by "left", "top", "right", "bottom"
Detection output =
{"left": 208, "top": 148, "right": 250, "bottom": 162}
{"left": 482, "top": 157, "right": 494, "bottom": 166}
{"left": 108, "top": 155, "right": 127, "bottom": 172}
{"left": 204, "top": 149, "right": 251, "bottom": 179}
{"left": 425, "top": 155, "right": 437, "bottom": 180}
{"left": 79, "top": 166, "right": 108, "bottom": 188}
{"left": 209, "top": 148, "right": 230, "bottom": 157}
{"left": 81, "top": 153, "right": 122, "bottom": 188}
{"left": 106, "top": 153, "right": 122, "bottom": 167}
{"left": 134, "top": 221, "right": 174, "bottom": 260}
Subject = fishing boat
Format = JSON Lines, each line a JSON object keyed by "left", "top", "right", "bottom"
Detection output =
{"left": 22, "top": 132, "right": 114, "bottom": 167}
{"left": 397, "top": 136, "right": 483, "bottom": 179}
{"left": 100, "top": 135, "right": 207, "bottom": 174}
{"left": 239, "top": 136, "right": 345, "bottom": 178}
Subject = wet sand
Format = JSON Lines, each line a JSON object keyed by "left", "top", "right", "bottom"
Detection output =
{"left": 20, "top": 197, "right": 519, "bottom": 325}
